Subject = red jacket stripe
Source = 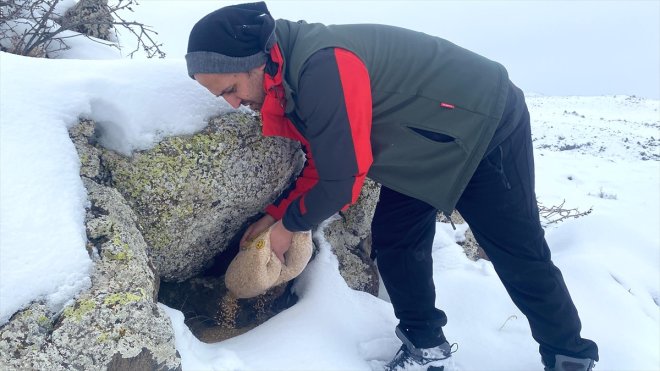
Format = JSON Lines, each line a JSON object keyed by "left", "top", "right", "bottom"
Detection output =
{"left": 334, "top": 48, "right": 373, "bottom": 208}
{"left": 261, "top": 45, "right": 373, "bottom": 231}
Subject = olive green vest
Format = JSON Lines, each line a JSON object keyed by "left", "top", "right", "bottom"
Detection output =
{"left": 275, "top": 19, "right": 510, "bottom": 214}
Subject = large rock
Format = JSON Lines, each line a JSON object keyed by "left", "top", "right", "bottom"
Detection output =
{"left": 1, "top": 112, "right": 387, "bottom": 369}
{"left": 102, "top": 112, "right": 302, "bottom": 281}
{"left": 73, "top": 113, "right": 308, "bottom": 344}
{"left": 0, "top": 176, "right": 180, "bottom": 370}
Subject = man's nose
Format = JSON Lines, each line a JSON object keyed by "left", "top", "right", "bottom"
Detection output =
{"left": 224, "top": 94, "right": 241, "bottom": 109}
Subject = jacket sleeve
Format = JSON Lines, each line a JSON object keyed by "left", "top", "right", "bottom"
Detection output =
{"left": 264, "top": 141, "right": 319, "bottom": 221}
{"left": 266, "top": 47, "right": 373, "bottom": 232}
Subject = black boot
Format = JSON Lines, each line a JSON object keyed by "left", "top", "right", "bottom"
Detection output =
{"left": 384, "top": 325, "right": 457, "bottom": 371}
{"left": 544, "top": 354, "right": 596, "bottom": 371}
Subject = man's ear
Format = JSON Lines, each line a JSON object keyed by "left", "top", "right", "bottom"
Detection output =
{"left": 249, "top": 64, "right": 267, "bottom": 75}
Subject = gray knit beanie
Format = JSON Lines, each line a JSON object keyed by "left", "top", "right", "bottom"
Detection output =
{"left": 185, "top": 2, "right": 276, "bottom": 78}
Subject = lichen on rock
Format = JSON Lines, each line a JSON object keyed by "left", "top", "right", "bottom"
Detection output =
{"left": 1, "top": 110, "right": 387, "bottom": 369}
{"left": 103, "top": 112, "right": 303, "bottom": 281}
{"left": 62, "top": 299, "right": 96, "bottom": 322}
{"left": 0, "top": 178, "right": 181, "bottom": 370}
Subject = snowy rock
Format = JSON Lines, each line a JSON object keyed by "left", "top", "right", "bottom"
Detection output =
{"left": 437, "top": 211, "right": 488, "bottom": 261}
{"left": 101, "top": 112, "right": 303, "bottom": 281}
{"left": 69, "top": 118, "right": 112, "bottom": 183}
{"left": 459, "top": 226, "right": 487, "bottom": 261}
{"left": 0, "top": 179, "right": 180, "bottom": 371}
{"left": 60, "top": 0, "right": 114, "bottom": 42}
{"left": 322, "top": 179, "right": 381, "bottom": 295}
{"left": 1, "top": 112, "right": 389, "bottom": 361}
{"left": 71, "top": 113, "right": 306, "bottom": 345}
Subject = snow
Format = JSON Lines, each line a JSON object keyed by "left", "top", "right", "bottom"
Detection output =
{"left": 162, "top": 98, "right": 660, "bottom": 370}
{"left": 1, "top": 2, "right": 659, "bottom": 370}
{"left": 0, "top": 51, "right": 228, "bottom": 324}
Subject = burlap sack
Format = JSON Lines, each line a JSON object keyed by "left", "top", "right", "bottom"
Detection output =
{"left": 225, "top": 225, "right": 313, "bottom": 298}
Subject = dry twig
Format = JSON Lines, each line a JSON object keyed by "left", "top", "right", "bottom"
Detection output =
{"left": 538, "top": 199, "right": 592, "bottom": 226}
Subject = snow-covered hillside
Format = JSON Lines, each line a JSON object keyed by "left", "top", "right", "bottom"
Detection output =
{"left": 527, "top": 95, "right": 659, "bottom": 162}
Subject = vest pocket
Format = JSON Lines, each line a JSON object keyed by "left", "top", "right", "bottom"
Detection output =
{"left": 407, "top": 126, "right": 456, "bottom": 143}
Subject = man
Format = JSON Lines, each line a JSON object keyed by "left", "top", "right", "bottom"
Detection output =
{"left": 185, "top": 2, "right": 599, "bottom": 370}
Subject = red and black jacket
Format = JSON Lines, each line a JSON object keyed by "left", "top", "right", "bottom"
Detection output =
{"left": 260, "top": 44, "right": 373, "bottom": 232}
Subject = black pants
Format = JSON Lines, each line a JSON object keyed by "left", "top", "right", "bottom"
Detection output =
{"left": 371, "top": 107, "right": 599, "bottom": 364}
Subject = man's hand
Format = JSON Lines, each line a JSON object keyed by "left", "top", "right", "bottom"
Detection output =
{"left": 240, "top": 214, "right": 276, "bottom": 247}
{"left": 270, "top": 220, "right": 294, "bottom": 264}
{"left": 239, "top": 215, "right": 294, "bottom": 264}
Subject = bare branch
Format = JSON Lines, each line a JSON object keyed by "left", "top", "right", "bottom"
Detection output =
{"left": 1, "top": 0, "right": 165, "bottom": 58}
{"left": 111, "top": 7, "right": 164, "bottom": 58}
{"left": 538, "top": 199, "right": 593, "bottom": 226}
{"left": 22, "top": 0, "right": 60, "bottom": 55}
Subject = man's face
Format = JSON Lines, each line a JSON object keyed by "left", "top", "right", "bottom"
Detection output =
{"left": 194, "top": 65, "right": 266, "bottom": 111}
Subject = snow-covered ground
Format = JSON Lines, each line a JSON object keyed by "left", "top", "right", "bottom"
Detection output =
{"left": 1, "top": 2, "right": 659, "bottom": 370}
{"left": 164, "top": 109, "right": 660, "bottom": 371}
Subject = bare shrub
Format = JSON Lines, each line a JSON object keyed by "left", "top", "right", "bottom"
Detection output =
{"left": 0, "top": 0, "right": 165, "bottom": 58}
{"left": 588, "top": 187, "right": 618, "bottom": 200}
{"left": 538, "top": 199, "right": 592, "bottom": 226}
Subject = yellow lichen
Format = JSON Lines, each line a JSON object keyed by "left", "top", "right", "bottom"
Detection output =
{"left": 19, "top": 309, "right": 33, "bottom": 320}
{"left": 36, "top": 314, "right": 50, "bottom": 328}
{"left": 104, "top": 112, "right": 257, "bottom": 253}
{"left": 105, "top": 233, "right": 133, "bottom": 261}
{"left": 63, "top": 299, "right": 96, "bottom": 322}
{"left": 97, "top": 332, "right": 110, "bottom": 343}
{"left": 103, "top": 288, "right": 145, "bottom": 306}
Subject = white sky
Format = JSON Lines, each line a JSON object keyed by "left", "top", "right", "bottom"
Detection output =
{"left": 130, "top": 0, "right": 660, "bottom": 98}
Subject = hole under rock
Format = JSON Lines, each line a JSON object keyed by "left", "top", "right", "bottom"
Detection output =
{"left": 157, "top": 219, "right": 299, "bottom": 343}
